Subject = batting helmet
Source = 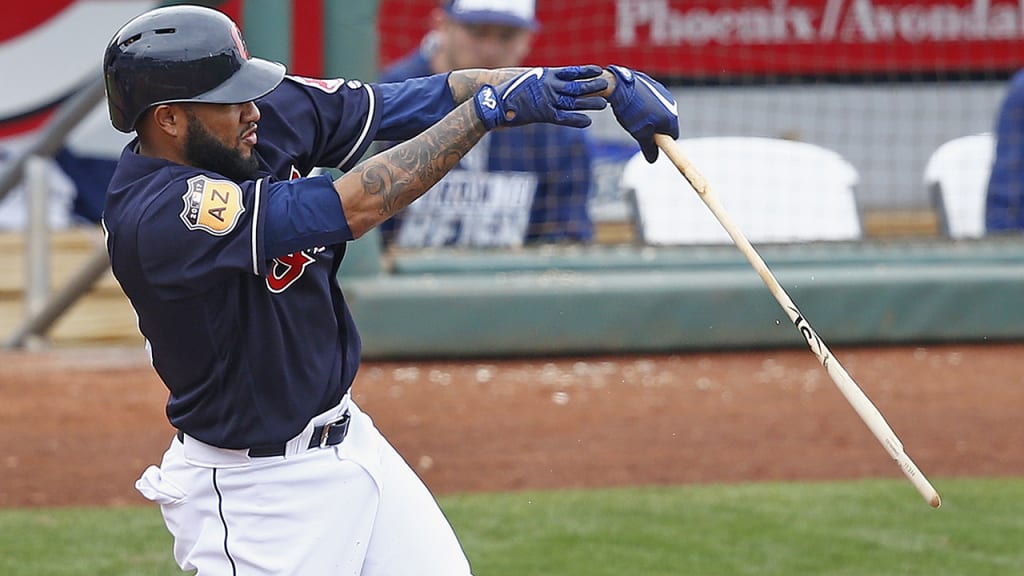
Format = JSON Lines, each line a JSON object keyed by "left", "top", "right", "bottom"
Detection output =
{"left": 103, "top": 5, "right": 286, "bottom": 133}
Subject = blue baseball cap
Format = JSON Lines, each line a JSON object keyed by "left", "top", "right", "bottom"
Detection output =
{"left": 444, "top": 0, "right": 538, "bottom": 30}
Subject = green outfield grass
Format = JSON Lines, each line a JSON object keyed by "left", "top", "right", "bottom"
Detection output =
{"left": 1, "top": 477, "right": 1020, "bottom": 575}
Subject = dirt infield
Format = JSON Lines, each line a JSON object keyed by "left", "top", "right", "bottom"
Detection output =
{"left": 1, "top": 343, "right": 1021, "bottom": 508}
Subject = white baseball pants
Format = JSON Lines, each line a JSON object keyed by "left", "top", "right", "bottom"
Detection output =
{"left": 136, "top": 397, "right": 473, "bottom": 575}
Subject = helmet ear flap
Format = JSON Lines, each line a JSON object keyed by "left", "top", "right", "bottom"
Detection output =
{"left": 103, "top": 5, "right": 285, "bottom": 133}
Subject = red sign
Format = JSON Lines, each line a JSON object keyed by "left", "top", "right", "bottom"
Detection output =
{"left": 379, "top": 0, "right": 1024, "bottom": 76}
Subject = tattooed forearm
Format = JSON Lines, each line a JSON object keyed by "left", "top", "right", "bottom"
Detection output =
{"left": 448, "top": 67, "right": 618, "bottom": 102}
{"left": 345, "top": 102, "right": 487, "bottom": 229}
{"left": 447, "top": 68, "right": 529, "bottom": 103}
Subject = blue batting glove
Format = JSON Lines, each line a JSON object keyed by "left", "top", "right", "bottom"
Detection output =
{"left": 607, "top": 65, "right": 679, "bottom": 163}
{"left": 474, "top": 65, "right": 608, "bottom": 130}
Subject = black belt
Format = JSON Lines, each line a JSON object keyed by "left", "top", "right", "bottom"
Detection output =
{"left": 175, "top": 412, "right": 351, "bottom": 458}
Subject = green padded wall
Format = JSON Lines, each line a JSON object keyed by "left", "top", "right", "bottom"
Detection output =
{"left": 343, "top": 241, "right": 1024, "bottom": 359}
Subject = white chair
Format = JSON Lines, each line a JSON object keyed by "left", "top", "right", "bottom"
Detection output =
{"left": 922, "top": 133, "right": 995, "bottom": 239}
{"left": 620, "top": 136, "right": 862, "bottom": 245}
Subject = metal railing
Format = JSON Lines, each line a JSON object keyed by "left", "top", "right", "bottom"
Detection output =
{"left": 3, "top": 77, "right": 112, "bottom": 349}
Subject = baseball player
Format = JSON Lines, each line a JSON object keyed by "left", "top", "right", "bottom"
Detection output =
{"left": 101, "top": 4, "right": 677, "bottom": 575}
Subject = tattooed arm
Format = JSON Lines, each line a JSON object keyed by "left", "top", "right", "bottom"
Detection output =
{"left": 446, "top": 69, "right": 528, "bottom": 103}
{"left": 447, "top": 68, "right": 617, "bottom": 103}
{"left": 334, "top": 101, "right": 486, "bottom": 238}
{"left": 336, "top": 66, "right": 611, "bottom": 238}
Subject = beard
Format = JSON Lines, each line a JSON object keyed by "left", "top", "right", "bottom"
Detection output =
{"left": 183, "top": 112, "right": 259, "bottom": 182}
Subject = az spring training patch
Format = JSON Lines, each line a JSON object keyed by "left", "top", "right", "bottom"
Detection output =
{"left": 180, "top": 175, "right": 246, "bottom": 236}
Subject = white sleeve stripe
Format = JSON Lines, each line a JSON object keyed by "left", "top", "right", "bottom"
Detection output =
{"left": 336, "top": 84, "right": 375, "bottom": 170}
{"left": 251, "top": 177, "right": 263, "bottom": 276}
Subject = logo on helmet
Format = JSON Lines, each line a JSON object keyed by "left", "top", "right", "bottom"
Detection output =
{"left": 230, "top": 24, "right": 250, "bottom": 59}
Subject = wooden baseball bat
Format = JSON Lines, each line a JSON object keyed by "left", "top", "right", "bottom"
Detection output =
{"left": 653, "top": 134, "right": 941, "bottom": 509}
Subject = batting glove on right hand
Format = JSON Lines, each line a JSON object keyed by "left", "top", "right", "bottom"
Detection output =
{"left": 474, "top": 65, "right": 608, "bottom": 130}
{"left": 607, "top": 65, "right": 679, "bottom": 163}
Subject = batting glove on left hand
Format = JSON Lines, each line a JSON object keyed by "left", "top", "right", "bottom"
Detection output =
{"left": 474, "top": 65, "right": 609, "bottom": 130}
{"left": 607, "top": 65, "right": 679, "bottom": 163}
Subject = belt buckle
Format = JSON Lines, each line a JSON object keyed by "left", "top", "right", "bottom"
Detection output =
{"left": 319, "top": 412, "right": 350, "bottom": 448}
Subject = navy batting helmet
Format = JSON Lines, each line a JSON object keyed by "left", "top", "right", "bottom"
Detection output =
{"left": 103, "top": 5, "right": 286, "bottom": 133}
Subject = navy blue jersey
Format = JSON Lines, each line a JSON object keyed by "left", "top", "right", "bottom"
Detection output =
{"left": 379, "top": 47, "right": 594, "bottom": 247}
{"left": 104, "top": 74, "right": 454, "bottom": 449}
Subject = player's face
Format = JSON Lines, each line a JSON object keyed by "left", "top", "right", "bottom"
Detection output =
{"left": 182, "top": 102, "right": 261, "bottom": 182}
{"left": 441, "top": 21, "right": 532, "bottom": 70}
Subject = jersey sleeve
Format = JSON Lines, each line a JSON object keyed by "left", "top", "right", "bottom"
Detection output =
{"left": 263, "top": 174, "right": 352, "bottom": 258}
{"left": 255, "top": 73, "right": 456, "bottom": 175}
{"left": 256, "top": 77, "right": 383, "bottom": 174}
{"left": 372, "top": 73, "right": 457, "bottom": 141}
{"left": 136, "top": 173, "right": 353, "bottom": 299}
{"left": 136, "top": 174, "right": 269, "bottom": 300}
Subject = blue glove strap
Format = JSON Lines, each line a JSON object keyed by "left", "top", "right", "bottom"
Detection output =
{"left": 473, "top": 85, "right": 504, "bottom": 130}
{"left": 473, "top": 67, "right": 608, "bottom": 131}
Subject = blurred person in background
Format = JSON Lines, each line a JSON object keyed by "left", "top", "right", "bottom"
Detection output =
{"left": 986, "top": 68, "right": 1024, "bottom": 233}
{"left": 378, "top": 0, "right": 597, "bottom": 248}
